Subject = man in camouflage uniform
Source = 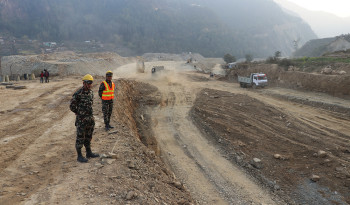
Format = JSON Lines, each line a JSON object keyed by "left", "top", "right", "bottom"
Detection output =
{"left": 70, "top": 74, "right": 99, "bottom": 163}
{"left": 99, "top": 71, "right": 115, "bottom": 131}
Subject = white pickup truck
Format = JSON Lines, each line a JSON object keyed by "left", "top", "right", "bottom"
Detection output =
{"left": 238, "top": 73, "right": 268, "bottom": 88}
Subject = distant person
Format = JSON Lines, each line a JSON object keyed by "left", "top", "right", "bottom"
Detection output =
{"left": 44, "top": 69, "right": 50, "bottom": 83}
{"left": 98, "top": 70, "right": 115, "bottom": 131}
{"left": 70, "top": 74, "right": 99, "bottom": 163}
{"left": 40, "top": 71, "right": 44, "bottom": 83}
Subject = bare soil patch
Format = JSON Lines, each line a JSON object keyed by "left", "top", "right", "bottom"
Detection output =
{"left": 190, "top": 88, "right": 350, "bottom": 204}
{"left": 0, "top": 77, "right": 194, "bottom": 205}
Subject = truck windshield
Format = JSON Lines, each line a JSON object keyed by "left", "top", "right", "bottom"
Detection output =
{"left": 258, "top": 76, "right": 267, "bottom": 80}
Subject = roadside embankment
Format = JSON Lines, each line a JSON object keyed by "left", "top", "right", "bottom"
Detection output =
{"left": 227, "top": 63, "right": 350, "bottom": 99}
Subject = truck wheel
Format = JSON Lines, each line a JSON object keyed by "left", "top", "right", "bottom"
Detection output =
{"left": 240, "top": 83, "right": 243, "bottom": 88}
{"left": 252, "top": 83, "right": 257, "bottom": 89}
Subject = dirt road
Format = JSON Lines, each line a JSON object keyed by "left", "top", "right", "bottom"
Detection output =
{"left": 131, "top": 63, "right": 278, "bottom": 204}
{"left": 116, "top": 61, "right": 350, "bottom": 204}
{"left": 1, "top": 60, "right": 349, "bottom": 204}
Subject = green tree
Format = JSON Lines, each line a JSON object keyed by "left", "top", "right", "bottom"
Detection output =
{"left": 245, "top": 54, "right": 253, "bottom": 62}
{"left": 274, "top": 51, "right": 281, "bottom": 59}
{"left": 223, "top": 53, "right": 236, "bottom": 64}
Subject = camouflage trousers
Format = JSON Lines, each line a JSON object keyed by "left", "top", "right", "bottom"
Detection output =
{"left": 75, "top": 116, "right": 95, "bottom": 149}
{"left": 102, "top": 100, "right": 113, "bottom": 126}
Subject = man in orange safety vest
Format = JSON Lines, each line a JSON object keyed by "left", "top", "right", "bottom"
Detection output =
{"left": 98, "top": 70, "right": 115, "bottom": 131}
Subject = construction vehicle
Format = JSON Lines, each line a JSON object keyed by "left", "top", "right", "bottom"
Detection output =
{"left": 151, "top": 66, "right": 165, "bottom": 74}
{"left": 238, "top": 73, "right": 268, "bottom": 88}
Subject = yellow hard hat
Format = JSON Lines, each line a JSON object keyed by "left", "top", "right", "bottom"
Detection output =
{"left": 106, "top": 70, "right": 113, "bottom": 75}
{"left": 82, "top": 74, "right": 94, "bottom": 81}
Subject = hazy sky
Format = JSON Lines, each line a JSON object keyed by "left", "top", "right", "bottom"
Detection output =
{"left": 286, "top": 0, "right": 350, "bottom": 17}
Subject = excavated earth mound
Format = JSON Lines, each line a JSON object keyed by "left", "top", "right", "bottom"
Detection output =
{"left": 189, "top": 88, "right": 350, "bottom": 204}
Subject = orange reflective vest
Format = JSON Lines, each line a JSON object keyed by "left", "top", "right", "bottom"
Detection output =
{"left": 101, "top": 81, "right": 115, "bottom": 100}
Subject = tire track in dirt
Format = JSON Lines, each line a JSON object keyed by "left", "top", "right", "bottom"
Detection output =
{"left": 0, "top": 81, "right": 77, "bottom": 171}
{"left": 146, "top": 73, "right": 278, "bottom": 205}
{"left": 0, "top": 79, "right": 81, "bottom": 204}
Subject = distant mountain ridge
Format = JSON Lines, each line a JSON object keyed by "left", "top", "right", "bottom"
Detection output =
{"left": 274, "top": 0, "right": 350, "bottom": 38}
{"left": 0, "top": 0, "right": 317, "bottom": 57}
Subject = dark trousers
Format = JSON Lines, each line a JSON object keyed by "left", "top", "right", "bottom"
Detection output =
{"left": 75, "top": 116, "right": 95, "bottom": 149}
{"left": 102, "top": 100, "right": 113, "bottom": 126}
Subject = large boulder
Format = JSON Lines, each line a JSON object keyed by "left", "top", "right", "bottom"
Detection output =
{"left": 321, "top": 66, "right": 333, "bottom": 74}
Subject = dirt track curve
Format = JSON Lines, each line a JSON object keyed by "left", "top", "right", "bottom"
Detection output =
{"left": 116, "top": 61, "right": 350, "bottom": 204}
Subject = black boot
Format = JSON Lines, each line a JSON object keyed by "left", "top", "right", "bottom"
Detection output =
{"left": 86, "top": 147, "right": 99, "bottom": 158}
{"left": 76, "top": 147, "right": 88, "bottom": 163}
{"left": 108, "top": 124, "right": 114, "bottom": 129}
{"left": 105, "top": 125, "right": 110, "bottom": 131}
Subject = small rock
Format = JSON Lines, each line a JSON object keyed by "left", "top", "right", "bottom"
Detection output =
{"left": 251, "top": 158, "right": 263, "bottom": 169}
{"left": 100, "top": 154, "right": 108, "bottom": 159}
{"left": 320, "top": 159, "right": 332, "bottom": 166}
{"left": 335, "top": 167, "right": 344, "bottom": 172}
{"left": 127, "top": 161, "right": 136, "bottom": 169}
{"left": 274, "top": 154, "right": 281, "bottom": 159}
{"left": 125, "top": 191, "right": 135, "bottom": 200}
{"left": 235, "top": 156, "right": 243, "bottom": 164}
{"left": 106, "top": 159, "right": 116, "bottom": 165}
{"left": 274, "top": 184, "right": 280, "bottom": 190}
{"left": 173, "top": 181, "right": 182, "bottom": 190}
{"left": 94, "top": 162, "right": 104, "bottom": 168}
{"left": 311, "top": 174, "right": 320, "bottom": 182}
{"left": 317, "top": 150, "right": 327, "bottom": 158}
{"left": 337, "top": 70, "right": 347, "bottom": 75}
{"left": 177, "top": 199, "right": 187, "bottom": 205}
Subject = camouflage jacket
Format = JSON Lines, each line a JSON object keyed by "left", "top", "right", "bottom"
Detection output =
{"left": 70, "top": 87, "right": 94, "bottom": 117}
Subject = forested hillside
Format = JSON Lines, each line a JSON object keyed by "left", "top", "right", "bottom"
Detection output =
{"left": 0, "top": 0, "right": 317, "bottom": 57}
